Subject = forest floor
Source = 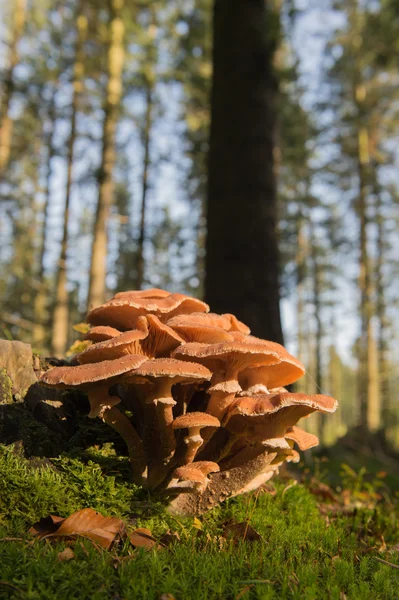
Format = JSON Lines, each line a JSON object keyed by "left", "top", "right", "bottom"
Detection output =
{"left": 0, "top": 433, "right": 399, "bottom": 600}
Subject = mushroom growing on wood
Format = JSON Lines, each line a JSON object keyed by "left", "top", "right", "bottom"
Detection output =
{"left": 172, "top": 412, "right": 221, "bottom": 464}
{"left": 172, "top": 341, "right": 282, "bottom": 419}
{"left": 122, "top": 359, "right": 212, "bottom": 486}
{"left": 38, "top": 286, "right": 339, "bottom": 515}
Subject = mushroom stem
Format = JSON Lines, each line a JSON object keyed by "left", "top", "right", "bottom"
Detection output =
{"left": 206, "top": 390, "right": 237, "bottom": 420}
{"left": 146, "top": 380, "right": 177, "bottom": 462}
{"left": 184, "top": 426, "right": 203, "bottom": 463}
{"left": 100, "top": 405, "right": 147, "bottom": 486}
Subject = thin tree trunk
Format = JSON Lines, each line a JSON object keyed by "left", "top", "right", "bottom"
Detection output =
{"left": 295, "top": 212, "right": 307, "bottom": 394}
{"left": 33, "top": 89, "right": 57, "bottom": 350}
{"left": 136, "top": 82, "right": 154, "bottom": 290}
{"left": 205, "top": 0, "right": 283, "bottom": 343}
{"left": 87, "top": 0, "right": 125, "bottom": 309}
{"left": 374, "top": 171, "right": 389, "bottom": 428}
{"left": 51, "top": 12, "right": 87, "bottom": 357}
{"left": 0, "top": 0, "right": 26, "bottom": 175}
{"left": 309, "top": 220, "right": 324, "bottom": 440}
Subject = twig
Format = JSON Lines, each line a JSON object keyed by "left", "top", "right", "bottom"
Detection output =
{"left": 374, "top": 557, "right": 399, "bottom": 570}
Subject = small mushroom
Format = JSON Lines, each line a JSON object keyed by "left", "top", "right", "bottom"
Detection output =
{"left": 172, "top": 412, "right": 220, "bottom": 463}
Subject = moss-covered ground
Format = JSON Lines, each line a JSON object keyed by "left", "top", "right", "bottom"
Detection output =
{"left": 0, "top": 442, "right": 398, "bottom": 600}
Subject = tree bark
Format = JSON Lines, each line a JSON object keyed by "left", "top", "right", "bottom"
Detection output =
{"left": 0, "top": 0, "right": 26, "bottom": 176}
{"left": 205, "top": 0, "right": 283, "bottom": 343}
{"left": 136, "top": 82, "right": 154, "bottom": 290}
{"left": 87, "top": 0, "right": 125, "bottom": 309}
{"left": 51, "top": 12, "right": 87, "bottom": 357}
{"left": 33, "top": 89, "right": 57, "bottom": 351}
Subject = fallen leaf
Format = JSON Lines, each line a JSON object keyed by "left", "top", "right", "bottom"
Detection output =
{"left": 129, "top": 527, "right": 159, "bottom": 550}
{"left": 192, "top": 517, "right": 203, "bottom": 530}
{"left": 223, "top": 521, "right": 263, "bottom": 542}
{"left": 159, "top": 594, "right": 177, "bottom": 600}
{"left": 57, "top": 547, "right": 75, "bottom": 562}
{"left": 30, "top": 508, "right": 125, "bottom": 550}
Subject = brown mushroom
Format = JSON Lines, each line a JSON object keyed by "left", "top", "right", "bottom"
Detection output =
{"left": 284, "top": 426, "right": 319, "bottom": 451}
{"left": 84, "top": 326, "right": 122, "bottom": 343}
{"left": 224, "top": 392, "right": 338, "bottom": 441}
{"left": 39, "top": 354, "right": 148, "bottom": 484}
{"left": 78, "top": 315, "right": 184, "bottom": 364}
{"left": 122, "top": 359, "right": 212, "bottom": 483}
{"left": 172, "top": 412, "right": 221, "bottom": 464}
{"left": 87, "top": 292, "right": 209, "bottom": 330}
{"left": 172, "top": 341, "right": 281, "bottom": 419}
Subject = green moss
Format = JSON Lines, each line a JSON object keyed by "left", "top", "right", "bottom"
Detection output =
{"left": 0, "top": 367, "right": 13, "bottom": 405}
{"left": 0, "top": 444, "right": 398, "bottom": 599}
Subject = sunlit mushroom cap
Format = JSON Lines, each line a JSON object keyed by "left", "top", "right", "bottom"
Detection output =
{"left": 87, "top": 292, "right": 209, "bottom": 331}
{"left": 166, "top": 314, "right": 234, "bottom": 343}
{"left": 122, "top": 358, "right": 212, "bottom": 384}
{"left": 84, "top": 326, "right": 122, "bottom": 343}
{"left": 78, "top": 315, "right": 184, "bottom": 364}
{"left": 112, "top": 288, "right": 171, "bottom": 300}
{"left": 188, "top": 461, "right": 220, "bottom": 475}
{"left": 284, "top": 426, "right": 319, "bottom": 451}
{"left": 173, "top": 465, "right": 207, "bottom": 484}
{"left": 172, "top": 412, "right": 221, "bottom": 430}
{"left": 224, "top": 392, "right": 337, "bottom": 439}
{"left": 166, "top": 312, "right": 250, "bottom": 334}
{"left": 172, "top": 341, "right": 281, "bottom": 369}
{"left": 39, "top": 354, "right": 148, "bottom": 389}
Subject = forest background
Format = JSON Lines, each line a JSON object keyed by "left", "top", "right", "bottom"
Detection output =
{"left": 0, "top": 0, "right": 398, "bottom": 449}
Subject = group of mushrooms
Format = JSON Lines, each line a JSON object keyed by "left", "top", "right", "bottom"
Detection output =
{"left": 40, "top": 288, "right": 338, "bottom": 515}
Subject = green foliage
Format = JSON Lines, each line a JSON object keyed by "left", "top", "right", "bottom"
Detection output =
{"left": 0, "top": 445, "right": 398, "bottom": 599}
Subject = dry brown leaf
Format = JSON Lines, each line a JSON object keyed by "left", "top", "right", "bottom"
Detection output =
{"left": 223, "top": 521, "right": 263, "bottom": 542}
{"left": 159, "top": 595, "right": 177, "bottom": 600}
{"left": 30, "top": 508, "right": 125, "bottom": 550}
{"left": 129, "top": 527, "right": 160, "bottom": 551}
{"left": 57, "top": 547, "right": 75, "bottom": 562}
{"left": 309, "top": 481, "right": 338, "bottom": 503}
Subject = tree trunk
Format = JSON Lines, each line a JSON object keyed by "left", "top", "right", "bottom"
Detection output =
{"left": 33, "top": 89, "right": 57, "bottom": 351}
{"left": 294, "top": 212, "right": 307, "bottom": 394}
{"left": 0, "top": 0, "right": 26, "bottom": 176}
{"left": 87, "top": 0, "right": 125, "bottom": 309}
{"left": 205, "top": 0, "right": 283, "bottom": 343}
{"left": 136, "top": 82, "right": 154, "bottom": 290}
{"left": 51, "top": 12, "right": 87, "bottom": 357}
{"left": 309, "top": 220, "right": 324, "bottom": 441}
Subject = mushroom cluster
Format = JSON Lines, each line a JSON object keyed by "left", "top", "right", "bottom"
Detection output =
{"left": 39, "top": 288, "right": 338, "bottom": 515}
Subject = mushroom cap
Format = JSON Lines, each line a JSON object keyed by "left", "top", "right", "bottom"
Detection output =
{"left": 172, "top": 411, "right": 221, "bottom": 430}
{"left": 284, "top": 426, "right": 319, "bottom": 451}
{"left": 172, "top": 465, "right": 207, "bottom": 484}
{"left": 172, "top": 341, "right": 281, "bottom": 371}
{"left": 224, "top": 392, "right": 337, "bottom": 439}
{"left": 188, "top": 461, "right": 220, "bottom": 475}
{"left": 78, "top": 315, "right": 184, "bottom": 364}
{"left": 39, "top": 354, "right": 148, "bottom": 389}
{"left": 239, "top": 357, "right": 305, "bottom": 391}
{"left": 84, "top": 326, "right": 122, "bottom": 343}
{"left": 166, "top": 312, "right": 250, "bottom": 334}
{"left": 166, "top": 318, "right": 234, "bottom": 344}
{"left": 113, "top": 288, "right": 171, "bottom": 300}
{"left": 87, "top": 293, "right": 209, "bottom": 331}
{"left": 122, "top": 358, "right": 212, "bottom": 384}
